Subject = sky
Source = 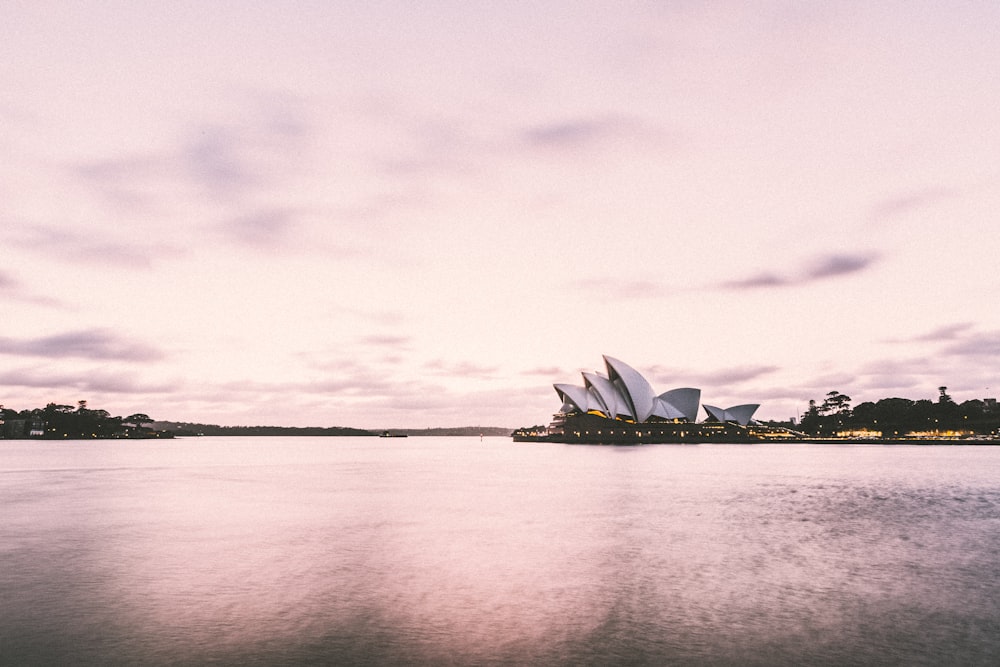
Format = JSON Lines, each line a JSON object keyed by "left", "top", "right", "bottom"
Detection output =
{"left": 2, "top": 1, "right": 999, "bottom": 429}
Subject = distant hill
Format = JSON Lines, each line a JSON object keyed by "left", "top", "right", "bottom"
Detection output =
{"left": 151, "top": 422, "right": 375, "bottom": 437}
{"left": 152, "top": 422, "right": 513, "bottom": 437}
{"left": 377, "top": 426, "right": 513, "bottom": 437}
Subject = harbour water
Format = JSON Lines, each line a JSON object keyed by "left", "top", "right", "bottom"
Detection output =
{"left": 2, "top": 437, "right": 999, "bottom": 665}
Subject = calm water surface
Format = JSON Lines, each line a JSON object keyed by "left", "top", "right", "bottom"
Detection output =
{"left": 2, "top": 437, "right": 999, "bottom": 665}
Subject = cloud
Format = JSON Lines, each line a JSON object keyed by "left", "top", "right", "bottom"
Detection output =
{"left": 0, "top": 267, "right": 65, "bottom": 308}
{"left": 373, "top": 117, "right": 479, "bottom": 178}
{"left": 868, "top": 186, "right": 953, "bottom": 222}
{"left": 7, "top": 221, "right": 184, "bottom": 268}
{"left": 521, "top": 366, "right": 565, "bottom": 377}
{"left": 0, "top": 366, "right": 179, "bottom": 393}
{"left": 210, "top": 374, "right": 398, "bottom": 401}
{"left": 649, "top": 364, "right": 780, "bottom": 387}
{"left": 572, "top": 253, "right": 876, "bottom": 299}
{"left": 249, "top": 89, "right": 311, "bottom": 140}
{"left": 916, "top": 323, "right": 975, "bottom": 342}
{"left": 696, "top": 365, "right": 781, "bottom": 385}
{"left": 74, "top": 155, "right": 170, "bottom": 211}
{"left": 888, "top": 324, "right": 1000, "bottom": 359}
{"left": 357, "top": 334, "right": 411, "bottom": 349}
{"left": 720, "top": 272, "right": 789, "bottom": 290}
{"left": 520, "top": 114, "right": 664, "bottom": 153}
{"left": 886, "top": 322, "right": 974, "bottom": 344}
{"left": 942, "top": 330, "right": 1000, "bottom": 358}
{"left": 569, "top": 278, "right": 674, "bottom": 300}
{"left": 217, "top": 208, "right": 298, "bottom": 246}
{"left": 209, "top": 369, "right": 460, "bottom": 419}
{"left": 804, "top": 253, "right": 877, "bottom": 280}
{"left": 523, "top": 118, "right": 621, "bottom": 148}
{"left": 184, "top": 124, "right": 258, "bottom": 196}
{"left": 858, "top": 357, "right": 934, "bottom": 377}
{"left": 0, "top": 329, "right": 164, "bottom": 362}
{"left": 424, "top": 359, "right": 499, "bottom": 378}
{"left": 720, "top": 252, "right": 878, "bottom": 291}
{"left": 69, "top": 91, "right": 314, "bottom": 229}
{"left": 72, "top": 119, "right": 282, "bottom": 213}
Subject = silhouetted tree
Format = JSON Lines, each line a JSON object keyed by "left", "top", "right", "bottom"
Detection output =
{"left": 872, "top": 398, "right": 914, "bottom": 437}
{"left": 124, "top": 413, "right": 153, "bottom": 432}
{"left": 800, "top": 400, "right": 821, "bottom": 434}
{"left": 850, "top": 401, "right": 877, "bottom": 429}
{"left": 820, "top": 391, "right": 852, "bottom": 416}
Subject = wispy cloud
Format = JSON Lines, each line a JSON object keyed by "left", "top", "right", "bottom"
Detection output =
{"left": 569, "top": 277, "right": 674, "bottom": 300}
{"left": 521, "top": 366, "right": 565, "bottom": 377}
{"left": 720, "top": 252, "right": 878, "bottom": 291}
{"left": 0, "top": 366, "right": 179, "bottom": 393}
{"left": 942, "top": 330, "right": 1000, "bottom": 358}
{"left": 804, "top": 254, "right": 875, "bottom": 280}
{"left": 575, "top": 252, "right": 879, "bottom": 300}
{"left": 886, "top": 322, "right": 974, "bottom": 344}
{"left": 74, "top": 155, "right": 170, "bottom": 211}
{"left": 69, "top": 92, "right": 314, "bottom": 227}
{"left": 373, "top": 116, "right": 479, "bottom": 178}
{"left": 424, "top": 359, "right": 499, "bottom": 378}
{"left": 217, "top": 208, "right": 298, "bottom": 247}
{"left": 868, "top": 186, "right": 953, "bottom": 222}
{"left": 916, "top": 323, "right": 975, "bottom": 342}
{"left": 696, "top": 365, "right": 781, "bottom": 386}
{"left": 520, "top": 114, "right": 667, "bottom": 153}
{"left": 649, "top": 364, "right": 780, "bottom": 387}
{"left": 7, "top": 221, "right": 184, "bottom": 268}
{"left": 523, "top": 118, "right": 622, "bottom": 148}
{"left": 886, "top": 324, "right": 1000, "bottom": 359}
{"left": 0, "top": 268, "right": 66, "bottom": 308}
{"left": 357, "top": 334, "right": 411, "bottom": 349}
{"left": 721, "top": 272, "right": 789, "bottom": 290}
{"left": 0, "top": 329, "right": 164, "bottom": 362}
{"left": 184, "top": 124, "right": 259, "bottom": 197}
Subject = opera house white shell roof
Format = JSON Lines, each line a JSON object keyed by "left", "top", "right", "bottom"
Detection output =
{"left": 554, "top": 355, "right": 760, "bottom": 427}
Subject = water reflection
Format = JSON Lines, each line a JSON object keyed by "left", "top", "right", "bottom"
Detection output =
{"left": 2, "top": 439, "right": 1000, "bottom": 665}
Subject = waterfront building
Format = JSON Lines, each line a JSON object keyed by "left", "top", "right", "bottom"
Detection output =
{"left": 516, "top": 355, "right": 772, "bottom": 443}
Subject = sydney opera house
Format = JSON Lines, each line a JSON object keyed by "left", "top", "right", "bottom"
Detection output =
{"left": 514, "top": 355, "right": 782, "bottom": 444}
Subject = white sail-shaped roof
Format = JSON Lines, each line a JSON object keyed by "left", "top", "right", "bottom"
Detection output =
{"left": 548, "top": 356, "right": 761, "bottom": 427}
{"left": 659, "top": 388, "right": 701, "bottom": 423}
{"left": 725, "top": 404, "right": 760, "bottom": 426}
{"left": 583, "top": 372, "right": 632, "bottom": 419}
{"left": 554, "top": 384, "right": 591, "bottom": 414}
{"left": 650, "top": 397, "right": 685, "bottom": 420}
{"left": 703, "top": 404, "right": 726, "bottom": 422}
{"left": 703, "top": 403, "right": 760, "bottom": 426}
{"left": 604, "top": 355, "right": 657, "bottom": 422}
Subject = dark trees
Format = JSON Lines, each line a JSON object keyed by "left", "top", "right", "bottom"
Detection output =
{"left": 1, "top": 402, "right": 163, "bottom": 439}
{"left": 800, "top": 389, "right": 1000, "bottom": 437}
{"left": 124, "top": 413, "right": 153, "bottom": 431}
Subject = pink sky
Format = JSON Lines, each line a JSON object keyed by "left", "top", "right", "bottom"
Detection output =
{"left": 2, "top": 2, "right": 999, "bottom": 428}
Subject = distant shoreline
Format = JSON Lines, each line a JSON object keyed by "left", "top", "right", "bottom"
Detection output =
{"left": 151, "top": 423, "right": 512, "bottom": 438}
{"left": 513, "top": 434, "right": 1000, "bottom": 446}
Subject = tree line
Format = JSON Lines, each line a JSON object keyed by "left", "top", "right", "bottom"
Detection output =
{"left": 795, "top": 387, "right": 1000, "bottom": 437}
{"left": 154, "top": 421, "right": 372, "bottom": 437}
{"left": 0, "top": 401, "right": 165, "bottom": 439}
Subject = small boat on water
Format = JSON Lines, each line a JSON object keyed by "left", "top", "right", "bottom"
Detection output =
{"left": 379, "top": 431, "right": 408, "bottom": 438}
